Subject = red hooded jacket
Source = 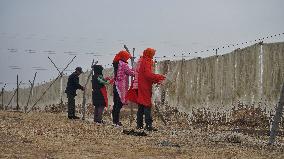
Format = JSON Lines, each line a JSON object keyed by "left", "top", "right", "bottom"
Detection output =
{"left": 127, "top": 48, "right": 165, "bottom": 107}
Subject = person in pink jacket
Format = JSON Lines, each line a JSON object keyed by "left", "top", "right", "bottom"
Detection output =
{"left": 112, "top": 50, "right": 134, "bottom": 126}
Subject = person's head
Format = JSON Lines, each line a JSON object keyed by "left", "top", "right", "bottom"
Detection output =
{"left": 75, "top": 67, "right": 83, "bottom": 75}
{"left": 143, "top": 48, "right": 156, "bottom": 59}
{"left": 113, "top": 50, "right": 132, "bottom": 63}
{"left": 92, "top": 65, "right": 104, "bottom": 75}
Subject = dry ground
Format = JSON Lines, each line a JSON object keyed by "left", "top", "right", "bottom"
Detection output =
{"left": 0, "top": 110, "right": 284, "bottom": 159}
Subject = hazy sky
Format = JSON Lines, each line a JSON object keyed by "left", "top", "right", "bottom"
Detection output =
{"left": 0, "top": 0, "right": 284, "bottom": 90}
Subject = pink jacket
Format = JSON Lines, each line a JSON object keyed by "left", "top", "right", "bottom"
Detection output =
{"left": 115, "top": 60, "right": 134, "bottom": 104}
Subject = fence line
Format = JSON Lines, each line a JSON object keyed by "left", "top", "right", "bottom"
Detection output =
{"left": 1, "top": 42, "right": 284, "bottom": 118}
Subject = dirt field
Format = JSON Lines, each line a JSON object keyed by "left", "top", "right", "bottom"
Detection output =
{"left": 1, "top": 110, "right": 284, "bottom": 159}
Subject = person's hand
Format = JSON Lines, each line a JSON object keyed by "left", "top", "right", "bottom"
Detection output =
{"left": 160, "top": 78, "right": 169, "bottom": 85}
{"left": 156, "top": 75, "right": 165, "bottom": 85}
{"left": 109, "top": 79, "right": 114, "bottom": 84}
{"left": 158, "top": 75, "right": 166, "bottom": 81}
{"left": 157, "top": 78, "right": 165, "bottom": 85}
{"left": 157, "top": 80, "right": 163, "bottom": 85}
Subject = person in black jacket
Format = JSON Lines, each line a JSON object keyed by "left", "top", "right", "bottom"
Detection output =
{"left": 65, "top": 67, "right": 85, "bottom": 119}
{"left": 92, "top": 65, "right": 110, "bottom": 124}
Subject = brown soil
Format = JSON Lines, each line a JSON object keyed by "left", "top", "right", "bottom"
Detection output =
{"left": 0, "top": 110, "right": 284, "bottom": 159}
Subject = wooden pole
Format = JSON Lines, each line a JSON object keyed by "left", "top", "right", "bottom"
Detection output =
{"left": 59, "top": 76, "right": 63, "bottom": 105}
{"left": 124, "top": 45, "right": 135, "bottom": 125}
{"left": 16, "top": 74, "right": 19, "bottom": 110}
{"left": 130, "top": 48, "right": 135, "bottom": 125}
{"left": 268, "top": 83, "right": 284, "bottom": 145}
{"left": 82, "top": 60, "right": 97, "bottom": 120}
{"left": 7, "top": 81, "right": 22, "bottom": 109}
{"left": 25, "top": 72, "right": 37, "bottom": 113}
{"left": 155, "top": 103, "right": 167, "bottom": 126}
{"left": 28, "top": 56, "right": 76, "bottom": 113}
{"left": 2, "top": 83, "right": 7, "bottom": 110}
{"left": 1, "top": 87, "right": 4, "bottom": 110}
{"left": 154, "top": 64, "right": 167, "bottom": 126}
{"left": 48, "top": 56, "right": 64, "bottom": 104}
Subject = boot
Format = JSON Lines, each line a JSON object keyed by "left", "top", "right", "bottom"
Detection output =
{"left": 136, "top": 126, "right": 144, "bottom": 130}
{"left": 145, "top": 126, "right": 158, "bottom": 131}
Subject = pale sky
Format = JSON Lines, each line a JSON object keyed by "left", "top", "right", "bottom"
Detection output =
{"left": 0, "top": 0, "right": 284, "bottom": 90}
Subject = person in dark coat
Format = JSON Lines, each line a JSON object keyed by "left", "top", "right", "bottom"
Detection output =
{"left": 65, "top": 67, "right": 85, "bottom": 119}
{"left": 92, "top": 65, "right": 110, "bottom": 124}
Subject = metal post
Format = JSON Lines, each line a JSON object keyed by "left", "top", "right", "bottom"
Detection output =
{"left": 268, "top": 83, "right": 284, "bottom": 145}
{"left": 16, "top": 74, "right": 19, "bottom": 110}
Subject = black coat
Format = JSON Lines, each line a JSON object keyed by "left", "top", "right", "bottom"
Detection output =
{"left": 65, "top": 72, "right": 83, "bottom": 96}
{"left": 92, "top": 75, "right": 106, "bottom": 107}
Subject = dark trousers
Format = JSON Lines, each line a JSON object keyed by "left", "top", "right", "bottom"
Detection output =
{"left": 67, "top": 94, "right": 76, "bottom": 117}
{"left": 112, "top": 85, "right": 123, "bottom": 124}
{"left": 94, "top": 106, "right": 104, "bottom": 123}
{"left": 137, "top": 104, "right": 153, "bottom": 128}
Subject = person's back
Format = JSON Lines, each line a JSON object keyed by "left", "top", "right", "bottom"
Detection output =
{"left": 65, "top": 72, "right": 81, "bottom": 96}
{"left": 92, "top": 65, "right": 109, "bottom": 124}
{"left": 65, "top": 67, "right": 84, "bottom": 119}
{"left": 92, "top": 74, "right": 107, "bottom": 107}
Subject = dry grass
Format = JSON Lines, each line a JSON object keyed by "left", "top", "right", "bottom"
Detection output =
{"left": 1, "top": 108, "right": 284, "bottom": 159}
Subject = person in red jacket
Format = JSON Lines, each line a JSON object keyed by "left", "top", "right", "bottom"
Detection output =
{"left": 127, "top": 48, "right": 165, "bottom": 131}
